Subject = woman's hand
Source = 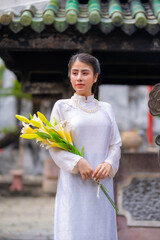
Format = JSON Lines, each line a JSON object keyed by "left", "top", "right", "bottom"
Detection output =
{"left": 93, "top": 162, "right": 112, "bottom": 181}
{"left": 77, "top": 158, "right": 94, "bottom": 181}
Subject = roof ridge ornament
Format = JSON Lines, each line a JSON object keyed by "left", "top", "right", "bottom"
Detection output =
{"left": 130, "top": 0, "right": 147, "bottom": 28}
{"left": 65, "top": 0, "right": 79, "bottom": 24}
{"left": 43, "top": 0, "right": 60, "bottom": 25}
{"left": 0, "top": 9, "right": 14, "bottom": 25}
{"left": 152, "top": 0, "right": 160, "bottom": 24}
{"left": 88, "top": 0, "right": 101, "bottom": 24}
{"left": 20, "top": 4, "right": 37, "bottom": 26}
{"left": 108, "top": 0, "right": 124, "bottom": 26}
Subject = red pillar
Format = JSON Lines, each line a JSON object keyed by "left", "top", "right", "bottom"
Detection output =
{"left": 147, "top": 86, "right": 153, "bottom": 147}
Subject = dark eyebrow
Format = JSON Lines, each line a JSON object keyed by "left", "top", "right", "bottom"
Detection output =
{"left": 71, "top": 68, "right": 90, "bottom": 72}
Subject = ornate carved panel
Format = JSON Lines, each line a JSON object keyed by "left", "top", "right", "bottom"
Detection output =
{"left": 148, "top": 83, "right": 160, "bottom": 117}
{"left": 118, "top": 173, "right": 160, "bottom": 227}
{"left": 148, "top": 83, "right": 160, "bottom": 146}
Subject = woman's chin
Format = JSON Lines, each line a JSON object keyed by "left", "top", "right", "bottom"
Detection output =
{"left": 75, "top": 89, "right": 86, "bottom": 95}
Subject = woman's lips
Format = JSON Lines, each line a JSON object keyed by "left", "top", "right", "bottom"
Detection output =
{"left": 76, "top": 84, "right": 84, "bottom": 87}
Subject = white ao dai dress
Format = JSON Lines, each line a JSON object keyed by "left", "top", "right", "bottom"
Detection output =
{"left": 49, "top": 93, "right": 121, "bottom": 240}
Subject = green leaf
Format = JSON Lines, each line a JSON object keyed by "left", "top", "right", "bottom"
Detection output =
{"left": 0, "top": 63, "right": 6, "bottom": 88}
{"left": 45, "top": 120, "right": 53, "bottom": 127}
{"left": 1, "top": 126, "right": 18, "bottom": 135}
{"left": 100, "top": 184, "right": 109, "bottom": 193}
{"left": 67, "top": 144, "right": 81, "bottom": 156}
{"left": 43, "top": 125, "right": 59, "bottom": 138}
{"left": 37, "top": 111, "right": 53, "bottom": 127}
{"left": 29, "top": 113, "right": 33, "bottom": 120}
{"left": 0, "top": 79, "right": 31, "bottom": 99}
{"left": 81, "top": 146, "right": 84, "bottom": 157}
{"left": 56, "top": 142, "right": 69, "bottom": 151}
{"left": 100, "top": 184, "right": 119, "bottom": 213}
{"left": 53, "top": 117, "right": 57, "bottom": 126}
{"left": 36, "top": 132, "right": 51, "bottom": 139}
{"left": 49, "top": 131, "right": 62, "bottom": 142}
{"left": 55, "top": 139, "right": 81, "bottom": 156}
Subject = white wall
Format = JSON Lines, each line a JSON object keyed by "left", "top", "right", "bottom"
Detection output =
{"left": 99, "top": 85, "right": 160, "bottom": 137}
{"left": 0, "top": 0, "right": 47, "bottom": 10}
{"left": 0, "top": 59, "right": 17, "bottom": 129}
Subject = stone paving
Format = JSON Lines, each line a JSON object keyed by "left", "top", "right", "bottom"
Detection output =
{"left": 0, "top": 196, "right": 55, "bottom": 240}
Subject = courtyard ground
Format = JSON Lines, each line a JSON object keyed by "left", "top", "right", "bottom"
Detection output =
{"left": 0, "top": 195, "right": 55, "bottom": 240}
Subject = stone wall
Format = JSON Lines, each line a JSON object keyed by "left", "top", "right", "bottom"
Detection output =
{"left": 116, "top": 153, "right": 160, "bottom": 240}
{"left": 99, "top": 84, "right": 160, "bottom": 146}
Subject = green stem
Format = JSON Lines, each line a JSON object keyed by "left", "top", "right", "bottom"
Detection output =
{"left": 100, "top": 184, "right": 119, "bottom": 213}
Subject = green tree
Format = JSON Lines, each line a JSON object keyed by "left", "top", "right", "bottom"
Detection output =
{"left": 0, "top": 61, "right": 31, "bottom": 147}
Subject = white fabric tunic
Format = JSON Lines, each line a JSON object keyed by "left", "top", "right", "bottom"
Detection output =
{"left": 49, "top": 93, "right": 121, "bottom": 240}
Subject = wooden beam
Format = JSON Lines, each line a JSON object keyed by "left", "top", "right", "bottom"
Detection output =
{"left": 0, "top": 27, "right": 160, "bottom": 52}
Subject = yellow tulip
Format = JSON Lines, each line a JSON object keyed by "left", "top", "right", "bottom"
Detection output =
{"left": 64, "top": 132, "right": 73, "bottom": 144}
{"left": 37, "top": 111, "right": 53, "bottom": 127}
{"left": 60, "top": 120, "right": 73, "bottom": 144}
{"left": 40, "top": 125, "right": 54, "bottom": 136}
{"left": 46, "top": 142, "right": 61, "bottom": 149}
{"left": 20, "top": 134, "right": 37, "bottom": 139}
{"left": 36, "top": 137, "right": 48, "bottom": 147}
{"left": 33, "top": 114, "right": 42, "bottom": 122}
{"left": 15, "top": 115, "right": 30, "bottom": 124}
{"left": 17, "top": 111, "right": 74, "bottom": 150}
{"left": 57, "top": 129, "right": 67, "bottom": 141}
{"left": 30, "top": 120, "right": 42, "bottom": 128}
{"left": 21, "top": 124, "right": 37, "bottom": 134}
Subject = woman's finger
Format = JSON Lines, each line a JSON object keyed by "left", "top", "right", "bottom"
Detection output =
{"left": 93, "top": 164, "right": 103, "bottom": 178}
{"left": 87, "top": 170, "right": 92, "bottom": 179}
{"left": 85, "top": 171, "right": 90, "bottom": 179}
{"left": 94, "top": 166, "right": 106, "bottom": 180}
{"left": 94, "top": 162, "right": 112, "bottom": 180}
{"left": 99, "top": 169, "right": 109, "bottom": 179}
{"left": 82, "top": 173, "right": 86, "bottom": 181}
{"left": 81, "top": 168, "right": 93, "bottom": 181}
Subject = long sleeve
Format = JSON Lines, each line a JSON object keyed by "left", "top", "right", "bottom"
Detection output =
{"left": 48, "top": 100, "right": 83, "bottom": 174}
{"left": 104, "top": 105, "right": 122, "bottom": 178}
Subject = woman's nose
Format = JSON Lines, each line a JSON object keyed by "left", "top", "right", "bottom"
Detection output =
{"left": 77, "top": 73, "right": 82, "bottom": 81}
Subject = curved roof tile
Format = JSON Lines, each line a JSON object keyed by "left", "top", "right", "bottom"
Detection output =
{"left": 0, "top": 0, "right": 160, "bottom": 35}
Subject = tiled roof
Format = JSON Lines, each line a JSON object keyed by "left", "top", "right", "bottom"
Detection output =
{"left": 0, "top": 0, "right": 160, "bottom": 35}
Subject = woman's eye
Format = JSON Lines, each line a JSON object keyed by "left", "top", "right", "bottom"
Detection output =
{"left": 83, "top": 72, "right": 88, "bottom": 75}
{"left": 72, "top": 72, "right": 77, "bottom": 75}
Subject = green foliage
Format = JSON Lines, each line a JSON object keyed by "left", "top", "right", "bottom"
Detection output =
{"left": 0, "top": 79, "right": 31, "bottom": 99}
{"left": 0, "top": 63, "right": 6, "bottom": 88}
{"left": 36, "top": 132, "right": 51, "bottom": 139}
{"left": 53, "top": 117, "right": 57, "bottom": 125}
{"left": 0, "top": 61, "right": 31, "bottom": 99}
{"left": 29, "top": 113, "right": 33, "bottom": 120}
{"left": 100, "top": 184, "right": 119, "bottom": 213}
{"left": 1, "top": 126, "right": 18, "bottom": 135}
{"left": 81, "top": 146, "right": 84, "bottom": 156}
{"left": 0, "top": 61, "right": 31, "bottom": 137}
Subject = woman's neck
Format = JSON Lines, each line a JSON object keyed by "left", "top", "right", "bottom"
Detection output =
{"left": 75, "top": 92, "right": 93, "bottom": 100}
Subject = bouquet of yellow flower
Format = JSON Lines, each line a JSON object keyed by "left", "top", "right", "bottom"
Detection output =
{"left": 16, "top": 112, "right": 84, "bottom": 156}
{"left": 16, "top": 111, "right": 119, "bottom": 213}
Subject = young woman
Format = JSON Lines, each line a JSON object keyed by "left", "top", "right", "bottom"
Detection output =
{"left": 49, "top": 53, "right": 121, "bottom": 240}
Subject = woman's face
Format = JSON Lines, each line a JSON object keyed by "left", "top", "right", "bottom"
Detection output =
{"left": 70, "top": 60, "right": 98, "bottom": 97}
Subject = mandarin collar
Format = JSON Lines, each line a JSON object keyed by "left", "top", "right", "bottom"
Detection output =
{"left": 73, "top": 93, "right": 95, "bottom": 103}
